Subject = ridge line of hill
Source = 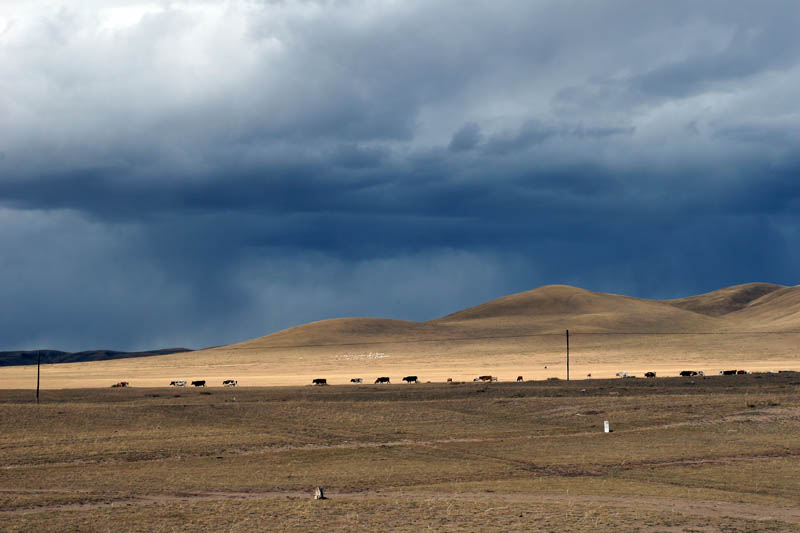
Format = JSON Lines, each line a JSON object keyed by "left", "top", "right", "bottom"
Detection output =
{"left": 219, "top": 283, "right": 800, "bottom": 354}
{"left": 4, "top": 282, "right": 799, "bottom": 367}
{"left": 0, "top": 348, "right": 193, "bottom": 367}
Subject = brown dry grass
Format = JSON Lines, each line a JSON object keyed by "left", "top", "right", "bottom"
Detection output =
{"left": 1, "top": 373, "right": 799, "bottom": 531}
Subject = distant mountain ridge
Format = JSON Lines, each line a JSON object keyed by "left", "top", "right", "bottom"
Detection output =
{"left": 662, "top": 282, "right": 786, "bottom": 317}
{"left": 221, "top": 282, "right": 800, "bottom": 354}
{"left": 4, "top": 282, "right": 799, "bottom": 368}
{"left": 0, "top": 348, "right": 192, "bottom": 367}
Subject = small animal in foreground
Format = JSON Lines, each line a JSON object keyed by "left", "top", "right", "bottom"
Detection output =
{"left": 312, "top": 378, "right": 327, "bottom": 386}
{"left": 402, "top": 376, "right": 418, "bottom": 383}
{"left": 374, "top": 376, "right": 390, "bottom": 384}
{"left": 191, "top": 380, "right": 206, "bottom": 387}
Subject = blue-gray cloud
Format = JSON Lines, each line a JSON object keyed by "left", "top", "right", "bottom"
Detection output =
{"left": 1, "top": 0, "right": 800, "bottom": 351}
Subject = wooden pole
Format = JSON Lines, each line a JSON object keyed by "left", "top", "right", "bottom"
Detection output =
{"left": 36, "top": 350, "right": 41, "bottom": 404}
{"left": 566, "top": 329, "right": 570, "bottom": 381}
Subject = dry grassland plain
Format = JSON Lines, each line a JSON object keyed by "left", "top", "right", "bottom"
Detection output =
{"left": 2, "top": 283, "right": 800, "bottom": 531}
{"left": 2, "top": 374, "right": 800, "bottom": 532}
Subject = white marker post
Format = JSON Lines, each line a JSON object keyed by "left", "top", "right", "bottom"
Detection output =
{"left": 604, "top": 420, "right": 610, "bottom": 433}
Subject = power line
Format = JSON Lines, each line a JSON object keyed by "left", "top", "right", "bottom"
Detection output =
{"left": 232, "top": 329, "right": 800, "bottom": 351}
{"left": 567, "top": 331, "right": 800, "bottom": 335}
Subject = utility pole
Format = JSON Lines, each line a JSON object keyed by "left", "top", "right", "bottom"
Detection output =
{"left": 36, "top": 350, "right": 41, "bottom": 404}
{"left": 566, "top": 329, "right": 570, "bottom": 381}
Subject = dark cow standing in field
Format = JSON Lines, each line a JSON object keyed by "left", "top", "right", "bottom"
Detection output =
{"left": 720, "top": 370, "right": 737, "bottom": 376}
{"left": 516, "top": 376, "right": 523, "bottom": 382}
{"left": 402, "top": 376, "right": 418, "bottom": 383}
{"left": 679, "top": 371, "right": 698, "bottom": 377}
{"left": 446, "top": 378, "right": 453, "bottom": 383}
{"left": 191, "top": 380, "right": 205, "bottom": 387}
{"left": 111, "top": 381, "right": 129, "bottom": 388}
{"left": 350, "top": 378, "right": 363, "bottom": 383}
{"left": 645, "top": 372, "right": 656, "bottom": 378}
{"left": 374, "top": 376, "right": 390, "bottom": 384}
{"left": 312, "top": 378, "right": 327, "bottom": 385}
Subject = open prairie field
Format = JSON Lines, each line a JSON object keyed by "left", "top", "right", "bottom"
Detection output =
{"left": 2, "top": 331, "right": 799, "bottom": 389}
{"left": 2, "top": 373, "right": 800, "bottom": 531}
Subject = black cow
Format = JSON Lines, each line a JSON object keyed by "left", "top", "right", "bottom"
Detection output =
{"left": 645, "top": 372, "right": 656, "bottom": 378}
{"left": 374, "top": 376, "right": 390, "bottom": 384}
{"left": 350, "top": 378, "right": 363, "bottom": 383}
{"left": 312, "top": 378, "right": 327, "bottom": 385}
{"left": 402, "top": 376, "right": 418, "bottom": 383}
{"left": 679, "top": 370, "right": 697, "bottom": 377}
{"left": 191, "top": 380, "right": 205, "bottom": 387}
{"left": 720, "top": 370, "right": 737, "bottom": 376}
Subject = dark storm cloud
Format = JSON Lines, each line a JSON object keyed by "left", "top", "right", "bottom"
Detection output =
{"left": 1, "top": 0, "right": 800, "bottom": 350}
{"left": 448, "top": 123, "right": 482, "bottom": 152}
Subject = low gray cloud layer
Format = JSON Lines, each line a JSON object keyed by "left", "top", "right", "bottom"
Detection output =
{"left": 1, "top": 1, "right": 799, "bottom": 350}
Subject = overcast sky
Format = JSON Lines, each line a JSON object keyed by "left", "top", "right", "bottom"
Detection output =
{"left": 2, "top": 0, "right": 799, "bottom": 351}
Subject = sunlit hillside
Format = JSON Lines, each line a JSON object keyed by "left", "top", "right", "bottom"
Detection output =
{"left": 2, "top": 284, "right": 799, "bottom": 388}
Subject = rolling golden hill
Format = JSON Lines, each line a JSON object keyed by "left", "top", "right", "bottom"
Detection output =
{"left": 663, "top": 282, "right": 786, "bottom": 317}
{"left": 725, "top": 286, "right": 800, "bottom": 330}
{"left": 2, "top": 283, "right": 799, "bottom": 388}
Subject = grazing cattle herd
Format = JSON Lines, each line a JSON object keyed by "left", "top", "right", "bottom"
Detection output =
{"left": 111, "top": 368, "right": 766, "bottom": 388}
